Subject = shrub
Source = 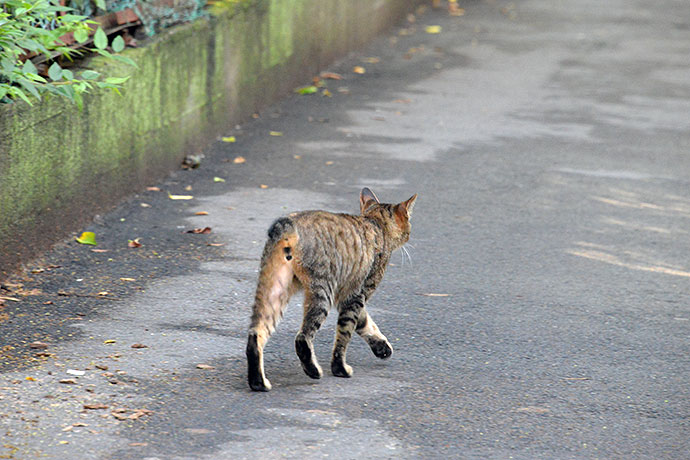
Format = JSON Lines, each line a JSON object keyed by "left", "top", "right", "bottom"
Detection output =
{"left": 0, "top": 0, "right": 135, "bottom": 108}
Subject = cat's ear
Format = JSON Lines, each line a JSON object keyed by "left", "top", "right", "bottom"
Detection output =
{"left": 396, "top": 194, "right": 418, "bottom": 219}
{"left": 360, "top": 187, "right": 380, "bottom": 213}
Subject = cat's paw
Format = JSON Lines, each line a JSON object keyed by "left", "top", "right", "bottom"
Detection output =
{"left": 248, "top": 376, "right": 272, "bottom": 392}
{"left": 331, "top": 360, "right": 353, "bottom": 378}
{"left": 295, "top": 338, "right": 323, "bottom": 379}
{"left": 369, "top": 338, "right": 393, "bottom": 359}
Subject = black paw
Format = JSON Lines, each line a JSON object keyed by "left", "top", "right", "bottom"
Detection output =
{"left": 295, "top": 338, "right": 322, "bottom": 379}
{"left": 369, "top": 339, "right": 393, "bottom": 359}
{"left": 331, "top": 360, "right": 353, "bottom": 378}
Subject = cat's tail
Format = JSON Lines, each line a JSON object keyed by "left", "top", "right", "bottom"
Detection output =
{"left": 247, "top": 217, "right": 299, "bottom": 391}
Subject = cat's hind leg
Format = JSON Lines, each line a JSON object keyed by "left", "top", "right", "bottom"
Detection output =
{"left": 247, "top": 235, "right": 299, "bottom": 391}
{"left": 356, "top": 308, "right": 393, "bottom": 360}
{"left": 295, "top": 284, "right": 331, "bottom": 379}
{"left": 331, "top": 293, "right": 366, "bottom": 377}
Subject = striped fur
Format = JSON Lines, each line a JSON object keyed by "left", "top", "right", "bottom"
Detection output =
{"left": 246, "top": 188, "right": 417, "bottom": 391}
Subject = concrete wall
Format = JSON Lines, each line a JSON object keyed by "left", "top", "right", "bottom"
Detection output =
{"left": 0, "top": 0, "right": 421, "bottom": 278}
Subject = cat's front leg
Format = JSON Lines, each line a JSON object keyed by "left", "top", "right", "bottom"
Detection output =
{"left": 356, "top": 308, "right": 393, "bottom": 360}
{"left": 332, "top": 294, "right": 366, "bottom": 377}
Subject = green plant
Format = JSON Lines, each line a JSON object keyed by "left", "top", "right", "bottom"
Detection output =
{"left": 0, "top": 0, "right": 135, "bottom": 108}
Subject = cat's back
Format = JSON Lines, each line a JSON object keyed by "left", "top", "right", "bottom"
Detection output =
{"left": 288, "top": 210, "right": 381, "bottom": 288}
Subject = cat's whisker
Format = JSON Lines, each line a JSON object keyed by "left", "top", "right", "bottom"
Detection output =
{"left": 401, "top": 245, "right": 413, "bottom": 266}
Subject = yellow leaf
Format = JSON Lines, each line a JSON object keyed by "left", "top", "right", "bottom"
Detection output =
{"left": 221, "top": 136, "right": 236, "bottom": 143}
{"left": 25, "top": 376, "right": 36, "bottom": 381}
{"left": 260, "top": 184, "right": 269, "bottom": 189}
{"left": 233, "top": 156, "right": 246, "bottom": 164}
{"left": 120, "top": 277, "right": 136, "bottom": 282}
{"left": 213, "top": 177, "right": 226, "bottom": 183}
{"left": 75, "top": 231, "right": 97, "bottom": 246}
{"left": 353, "top": 66, "right": 366, "bottom": 74}
{"left": 322, "top": 89, "right": 332, "bottom": 97}
{"left": 168, "top": 194, "right": 194, "bottom": 200}
{"left": 425, "top": 25, "right": 442, "bottom": 34}
{"left": 269, "top": 131, "right": 283, "bottom": 136}
{"left": 194, "top": 211, "right": 209, "bottom": 216}
{"left": 103, "top": 339, "right": 116, "bottom": 344}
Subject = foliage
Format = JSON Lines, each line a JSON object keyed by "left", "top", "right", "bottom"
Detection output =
{"left": 0, "top": 0, "right": 136, "bottom": 108}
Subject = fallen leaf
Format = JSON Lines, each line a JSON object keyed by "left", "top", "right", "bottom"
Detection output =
{"left": 361, "top": 57, "right": 380, "bottom": 64}
{"left": 269, "top": 131, "right": 283, "bottom": 136}
{"left": 293, "top": 155, "right": 301, "bottom": 159}
{"left": 322, "top": 89, "right": 332, "bottom": 97}
{"left": 31, "top": 268, "right": 45, "bottom": 274}
{"left": 129, "top": 409, "right": 153, "bottom": 420}
{"left": 425, "top": 25, "right": 442, "bottom": 34}
{"left": 186, "top": 227, "right": 212, "bottom": 234}
{"left": 131, "top": 343, "right": 148, "bottom": 349}
{"left": 194, "top": 211, "right": 209, "bottom": 216}
{"left": 91, "top": 249, "right": 109, "bottom": 253}
{"left": 421, "top": 293, "right": 451, "bottom": 297}
{"left": 75, "top": 232, "right": 97, "bottom": 246}
{"left": 221, "top": 136, "right": 236, "bottom": 143}
{"left": 103, "top": 339, "right": 116, "bottom": 344}
{"left": 260, "top": 184, "right": 269, "bottom": 189}
{"left": 129, "top": 442, "right": 148, "bottom": 447}
{"left": 0, "top": 296, "right": 20, "bottom": 302}
{"left": 196, "top": 364, "right": 215, "bottom": 370}
{"left": 61, "top": 426, "right": 73, "bottom": 432}
{"left": 95, "top": 364, "right": 109, "bottom": 370}
{"left": 449, "top": 4, "right": 465, "bottom": 16}
{"left": 168, "top": 194, "right": 194, "bottom": 200}
{"left": 146, "top": 186, "right": 161, "bottom": 192}
{"left": 66, "top": 369, "right": 85, "bottom": 376}
{"left": 353, "top": 66, "right": 366, "bottom": 74}
{"left": 185, "top": 428, "right": 213, "bottom": 434}
{"left": 140, "top": 203, "right": 151, "bottom": 208}
{"left": 120, "top": 277, "right": 136, "bottom": 282}
{"left": 97, "top": 291, "right": 109, "bottom": 296}
{"left": 233, "top": 156, "right": 246, "bottom": 164}
{"left": 320, "top": 72, "right": 343, "bottom": 80}
{"left": 83, "top": 403, "right": 109, "bottom": 410}
{"left": 59, "top": 379, "right": 77, "bottom": 384}
{"left": 516, "top": 406, "right": 550, "bottom": 414}
{"left": 25, "top": 376, "right": 36, "bottom": 381}
{"left": 185, "top": 185, "right": 193, "bottom": 191}
{"left": 207, "top": 243, "right": 225, "bottom": 247}
{"left": 213, "top": 177, "right": 226, "bottom": 183}
{"left": 295, "top": 85, "right": 318, "bottom": 95}
{"left": 128, "top": 238, "right": 142, "bottom": 248}
{"left": 59, "top": 441, "right": 69, "bottom": 445}
{"left": 325, "top": 161, "right": 334, "bottom": 165}
{"left": 72, "top": 422, "right": 88, "bottom": 427}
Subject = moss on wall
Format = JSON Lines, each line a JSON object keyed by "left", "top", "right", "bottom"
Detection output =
{"left": 0, "top": 0, "right": 420, "bottom": 277}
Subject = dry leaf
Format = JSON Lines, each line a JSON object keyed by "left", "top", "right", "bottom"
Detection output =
{"left": 260, "top": 184, "right": 269, "bottom": 189}
{"left": 146, "top": 186, "right": 161, "bottom": 192}
{"left": 0, "top": 296, "right": 20, "bottom": 302}
{"left": 25, "top": 376, "right": 36, "bottom": 382}
{"left": 207, "top": 243, "right": 225, "bottom": 247}
{"left": 120, "top": 277, "right": 135, "bottom": 282}
{"left": 320, "top": 72, "right": 343, "bottom": 80}
{"left": 233, "top": 156, "right": 246, "bottom": 164}
{"left": 29, "top": 341, "right": 49, "bottom": 349}
{"left": 322, "top": 89, "right": 332, "bottom": 97}
{"left": 91, "top": 249, "right": 109, "bottom": 253}
{"left": 325, "top": 161, "right": 334, "bottom": 165}
{"left": 83, "top": 403, "right": 109, "bottom": 410}
{"left": 353, "top": 66, "right": 366, "bottom": 74}
{"left": 59, "top": 379, "right": 77, "bottom": 384}
{"left": 131, "top": 343, "right": 148, "bottom": 349}
{"left": 293, "top": 155, "right": 301, "bottom": 159}
{"left": 186, "top": 227, "right": 212, "bottom": 234}
{"left": 128, "top": 238, "right": 142, "bottom": 248}
{"left": 194, "top": 211, "right": 209, "bottom": 216}
{"left": 196, "top": 364, "right": 215, "bottom": 370}
{"left": 129, "top": 443, "right": 148, "bottom": 447}
{"left": 140, "top": 203, "right": 151, "bottom": 208}
{"left": 98, "top": 291, "right": 109, "bottom": 296}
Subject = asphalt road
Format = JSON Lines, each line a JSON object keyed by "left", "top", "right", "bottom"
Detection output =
{"left": 1, "top": 1, "right": 689, "bottom": 459}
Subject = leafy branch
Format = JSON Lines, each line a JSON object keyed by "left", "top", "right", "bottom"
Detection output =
{"left": 0, "top": 0, "right": 136, "bottom": 108}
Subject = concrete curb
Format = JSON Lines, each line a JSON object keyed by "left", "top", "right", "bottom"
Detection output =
{"left": 0, "top": 0, "right": 421, "bottom": 278}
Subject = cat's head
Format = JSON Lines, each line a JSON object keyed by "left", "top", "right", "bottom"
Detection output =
{"left": 360, "top": 187, "right": 417, "bottom": 249}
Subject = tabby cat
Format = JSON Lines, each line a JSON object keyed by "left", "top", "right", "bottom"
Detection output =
{"left": 246, "top": 188, "right": 417, "bottom": 391}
